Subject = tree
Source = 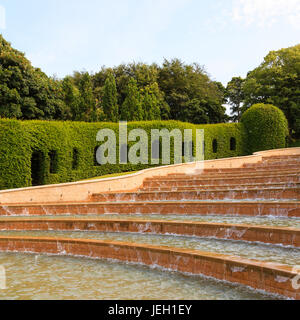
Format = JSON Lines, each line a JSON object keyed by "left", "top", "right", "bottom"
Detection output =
{"left": 226, "top": 77, "right": 245, "bottom": 122}
{"left": 140, "top": 83, "right": 161, "bottom": 120}
{"left": 158, "top": 59, "right": 226, "bottom": 124}
{"left": 62, "top": 76, "right": 81, "bottom": 120}
{"left": 181, "top": 98, "right": 209, "bottom": 124}
{"left": 242, "top": 44, "right": 300, "bottom": 137}
{"left": 102, "top": 72, "right": 119, "bottom": 122}
{"left": 121, "top": 78, "right": 143, "bottom": 121}
{"left": 77, "top": 72, "right": 96, "bottom": 122}
{"left": 0, "top": 35, "right": 66, "bottom": 120}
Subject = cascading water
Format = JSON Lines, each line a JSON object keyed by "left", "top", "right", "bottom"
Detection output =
{"left": 0, "top": 152, "right": 299, "bottom": 300}
{"left": 0, "top": 252, "right": 281, "bottom": 300}
{"left": 1, "top": 230, "right": 299, "bottom": 266}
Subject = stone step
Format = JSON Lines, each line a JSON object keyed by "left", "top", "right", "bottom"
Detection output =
{"left": 1, "top": 201, "right": 299, "bottom": 217}
{"left": 262, "top": 155, "right": 300, "bottom": 161}
{"left": 0, "top": 236, "right": 298, "bottom": 299}
{"left": 244, "top": 160, "right": 300, "bottom": 167}
{"left": 92, "top": 187, "right": 300, "bottom": 202}
{"left": 202, "top": 164, "right": 300, "bottom": 173}
{"left": 155, "top": 170, "right": 300, "bottom": 180}
{"left": 140, "top": 182, "right": 300, "bottom": 192}
{"left": 0, "top": 218, "right": 298, "bottom": 247}
{"left": 263, "top": 156, "right": 300, "bottom": 162}
{"left": 143, "top": 175, "right": 300, "bottom": 188}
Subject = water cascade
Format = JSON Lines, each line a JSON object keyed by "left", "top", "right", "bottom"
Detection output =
{"left": 0, "top": 150, "right": 299, "bottom": 300}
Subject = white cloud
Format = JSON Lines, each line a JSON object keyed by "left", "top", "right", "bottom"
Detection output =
{"left": 231, "top": 0, "right": 300, "bottom": 29}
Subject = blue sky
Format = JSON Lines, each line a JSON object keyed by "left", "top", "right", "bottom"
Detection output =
{"left": 0, "top": 0, "right": 299, "bottom": 85}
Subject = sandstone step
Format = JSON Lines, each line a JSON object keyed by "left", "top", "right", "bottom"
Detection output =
{"left": 262, "top": 157, "right": 300, "bottom": 162}
{"left": 92, "top": 187, "right": 300, "bottom": 202}
{"left": 244, "top": 160, "right": 300, "bottom": 167}
{"left": 0, "top": 201, "right": 299, "bottom": 217}
{"left": 158, "top": 169, "right": 300, "bottom": 180}
{"left": 0, "top": 236, "right": 298, "bottom": 299}
{"left": 0, "top": 218, "right": 299, "bottom": 247}
{"left": 142, "top": 175, "right": 300, "bottom": 188}
{"left": 262, "top": 155, "right": 300, "bottom": 161}
{"left": 140, "top": 182, "right": 300, "bottom": 192}
{"left": 202, "top": 164, "right": 300, "bottom": 173}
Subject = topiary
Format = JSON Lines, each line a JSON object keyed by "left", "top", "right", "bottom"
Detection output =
{"left": 241, "top": 103, "right": 289, "bottom": 154}
{"left": 0, "top": 119, "right": 245, "bottom": 190}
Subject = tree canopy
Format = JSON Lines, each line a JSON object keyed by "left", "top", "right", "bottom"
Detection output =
{"left": 158, "top": 59, "right": 227, "bottom": 124}
{"left": 225, "top": 77, "right": 245, "bottom": 122}
{"left": 242, "top": 44, "right": 300, "bottom": 137}
{"left": 0, "top": 35, "right": 65, "bottom": 120}
{"left": 1, "top": 34, "right": 298, "bottom": 137}
{"left": 102, "top": 71, "right": 119, "bottom": 122}
{"left": 92, "top": 60, "right": 226, "bottom": 123}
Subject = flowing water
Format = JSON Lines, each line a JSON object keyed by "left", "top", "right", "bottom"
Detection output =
{"left": 0, "top": 230, "right": 299, "bottom": 266}
{"left": 0, "top": 252, "right": 283, "bottom": 300}
{"left": 1, "top": 214, "right": 300, "bottom": 228}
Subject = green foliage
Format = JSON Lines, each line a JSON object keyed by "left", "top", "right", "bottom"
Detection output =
{"left": 241, "top": 103, "right": 289, "bottom": 154}
{"left": 198, "top": 122, "right": 246, "bottom": 160}
{"left": 0, "top": 35, "right": 226, "bottom": 125}
{"left": 61, "top": 76, "right": 81, "bottom": 121}
{"left": 0, "top": 119, "right": 246, "bottom": 190}
{"left": 140, "top": 83, "right": 163, "bottom": 121}
{"left": 0, "top": 35, "right": 65, "bottom": 120}
{"left": 288, "top": 139, "right": 300, "bottom": 148}
{"left": 77, "top": 72, "right": 97, "bottom": 122}
{"left": 92, "top": 60, "right": 226, "bottom": 124}
{"left": 226, "top": 77, "right": 245, "bottom": 122}
{"left": 121, "top": 78, "right": 144, "bottom": 121}
{"left": 242, "top": 44, "right": 300, "bottom": 137}
{"left": 0, "top": 119, "right": 31, "bottom": 189}
{"left": 158, "top": 59, "right": 227, "bottom": 124}
{"left": 102, "top": 72, "right": 119, "bottom": 122}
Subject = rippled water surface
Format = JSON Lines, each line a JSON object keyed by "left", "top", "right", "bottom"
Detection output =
{"left": 0, "top": 252, "right": 282, "bottom": 300}
{"left": 1, "top": 214, "right": 300, "bottom": 228}
{"left": 0, "top": 230, "right": 299, "bottom": 266}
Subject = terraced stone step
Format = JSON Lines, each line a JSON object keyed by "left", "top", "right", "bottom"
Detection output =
{"left": 2, "top": 214, "right": 299, "bottom": 228}
{"left": 0, "top": 218, "right": 298, "bottom": 247}
{"left": 157, "top": 170, "right": 300, "bottom": 180}
{"left": 92, "top": 187, "right": 300, "bottom": 202}
{"left": 140, "top": 182, "right": 300, "bottom": 192}
{"left": 262, "top": 155, "right": 300, "bottom": 163}
{"left": 143, "top": 174, "right": 300, "bottom": 188}
{"left": 1, "top": 201, "right": 299, "bottom": 217}
{"left": 201, "top": 165, "right": 300, "bottom": 173}
{"left": 3, "top": 229, "right": 299, "bottom": 267}
{"left": 244, "top": 162, "right": 300, "bottom": 168}
{"left": 0, "top": 236, "right": 298, "bottom": 299}
{"left": 262, "top": 155, "right": 300, "bottom": 161}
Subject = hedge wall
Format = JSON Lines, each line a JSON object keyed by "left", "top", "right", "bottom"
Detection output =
{"left": 0, "top": 119, "right": 246, "bottom": 190}
{"left": 0, "top": 120, "right": 31, "bottom": 190}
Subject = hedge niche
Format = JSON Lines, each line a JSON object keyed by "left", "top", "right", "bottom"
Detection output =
{"left": 197, "top": 123, "right": 245, "bottom": 160}
{"left": 241, "top": 104, "right": 289, "bottom": 154}
{"left": 0, "top": 119, "right": 246, "bottom": 190}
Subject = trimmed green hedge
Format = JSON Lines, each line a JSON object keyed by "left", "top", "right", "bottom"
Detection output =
{"left": 198, "top": 123, "right": 246, "bottom": 160}
{"left": 0, "top": 120, "right": 31, "bottom": 189}
{"left": 241, "top": 104, "right": 289, "bottom": 154}
{"left": 0, "top": 119, "right": 247, "bottom": 190}
{"left": 0, "top": 108, "right": 289, "bottom": 191}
